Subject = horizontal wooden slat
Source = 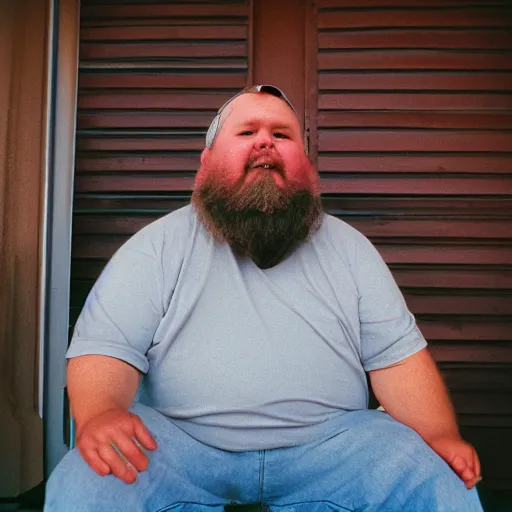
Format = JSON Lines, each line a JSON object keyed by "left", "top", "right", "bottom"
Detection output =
{"left": 72, "top": 235, "right": 129, "bottom": 259}
{"left": 441, "top": 367, "right": 512, "bottom": 391}
{"left": 319, "top": 0, "right": 510, "bottom": 6}
{"left": 77, "top": 152, "right": 202, "bottom": 170}
{"left": 71, "top": 261, "right": 510, "bottom": 290}
{"left": 73, "top": 214, "right": 158, "bottom": 234}
{"left": 319, "top": 176, "right": 512, "bottom": 195}
{"left": 80, "top": 62, "right": 248, "bottom": 71}
{"left": 70, "top": 281, "right": 95, "bottom": 306}
{"left": 451, "top": 391, "right": 512, "bottom": 414}
{"left": 80, "top": 42, "right": 246, "bottom": 60}
{"left": 421, "top": 320, "right": 512, "bottom": 341}
{"left": 82, "top": 0, "right": 246, "bottom": 3}
{"left": 81, "top": 4, "right": 249, "bottom": 19}
{"left": 429, "top": 343, "right": 512, "bottom": 362}
{"left": 78, "top": 92, "right": 235, "bottom": 109}
{"left": 458, "top": 415, "right": 512, "bottom": 428}
{"left": 318, "top": 155, "right": 512, "bottom": 173}
{"left": 71, "top": 232, "right": 512, "bottom": 266}
{"left": 71, "top": 280, "right": 512, "bottom": 336}
{"left": 74, "top": 174, "right": 195, "bottom": 192}
{"left": 318, "top": 9, "right": 512, "bottom": 29}
{"left": 79, "top": 72, "right": 247, "bottom": 90}
{"left": 319, "top": 130, "right": 512, "bottom": 152}
{"left": 319, "top": 30, "right": 512, "bottom": 50}
{"left": 70, "top": 195, "right": 512, "bottom": 215}
{"left": 74, "top": 173, "right": 512, "bottom": 195}
{"left": 377, "top": 244, "right": 512, "bottom": 265}
{"left": 81, "top": 59, "right": 247, "bottom": 70}
{"left": 318, "top": 92, "right": 512, "bottom": 110}
{"left": 404, "top": 293, "right": 512, "bottom": 315}
{"left": 80, "top": 25, "right": 247, "bottom": 41}
{"left": 318, "top": 51, "right": 512, "bottom": 70}
{"left": 82, "top": 0, "right": 247, "bottom": 3}
{"left": 392, "top": 268, "right": 512, "bottom": 290}
{"left": 72, "top": 215, "right": 512, "bottom": 240}
{"left": 81, "top": 18, "right": 246, "bottom": 28}
{"left": 349, "top": 218, "right": 512, "bottom": 239}
{"left": 71, "top": 277, "right": 512, "bottom": 316}
{"left": 69, "top": 283, "right": 512, "bottom": 318}
{"left": 77, "top": 111, "right": 215, "bottom": 129}
{"left": 317, "top": 112, "right": 512, "bottom": 129}
{"left": 73, "top": 172, "right": 512, "bottom": 195}
{"left": 318, "top": 73, "right": 512, "bottom": 91}
{"left": 76, "top": 155, "right": 199, "bottom": 171}
{"left": 77, "top": 137, "right": 205, "bottom": 152}
{"left": 71, "top": 197, "right": 512, "bottom": 218}
{"left": 71, "top": 261, "right": 107, "bottom": 281}
{"left": 72, "top": 195, "right": 190, "bottom": 213}
{"left": 324, "top": 197, "right": 512, "bottom": 214}
{"left": 69, "top": 260, "right": 512, "bottom": 291}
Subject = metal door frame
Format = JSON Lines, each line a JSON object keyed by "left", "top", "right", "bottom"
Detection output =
{"left": 40, "top": 0, "right": 80, "bottom": 478}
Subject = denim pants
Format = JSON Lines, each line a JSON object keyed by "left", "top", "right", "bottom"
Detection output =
{"left": 44, "top": 403, "right": 483, "bottom": 512}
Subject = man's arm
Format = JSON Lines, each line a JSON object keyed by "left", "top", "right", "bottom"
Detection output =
{"left": 369, "top": 347, "right": 481, "bottom": 489}
{"left": 67, "top": 355, "right": 141, "bottom": 434}
{"left": 67, "top": 354, "right": 158, "bottom": 484}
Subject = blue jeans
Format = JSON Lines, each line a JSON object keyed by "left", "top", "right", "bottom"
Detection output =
{"left": 44, "top": 403, "right": 483, "bottom": 512}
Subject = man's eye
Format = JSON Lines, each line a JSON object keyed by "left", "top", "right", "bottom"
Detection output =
{"left": 240, "top": 131, "right": 253, "bottom": 136}
{"left": 274, "top": 132, "right": 289, "bottom": 139}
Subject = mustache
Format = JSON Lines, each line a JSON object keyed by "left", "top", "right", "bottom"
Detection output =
{"left": 243, "top": 153, "right": 285, "bottom": 177}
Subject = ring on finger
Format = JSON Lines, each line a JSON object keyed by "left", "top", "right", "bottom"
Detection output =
{"left": 109, "top": 440, "right": 135, "bottom": 469}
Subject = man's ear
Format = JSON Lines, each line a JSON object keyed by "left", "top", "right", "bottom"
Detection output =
{"left": 200, "top": 147, "right": 210, "bottom": 166}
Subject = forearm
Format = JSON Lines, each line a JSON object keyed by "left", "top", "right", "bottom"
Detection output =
{"left": 369, "top": 347, "right": 460, "bottom": 443}
{"left": 67, "top": 355, "right": 141, "bottom": 433}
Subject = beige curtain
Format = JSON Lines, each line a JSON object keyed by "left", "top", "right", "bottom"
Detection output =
{"left": 0, "top": 0, "right": 49, "bottom": 497}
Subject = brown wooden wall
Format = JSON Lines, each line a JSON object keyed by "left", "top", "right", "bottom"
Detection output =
{"left": 72, "top": 0, "right": 512, "bottom": 489}
{"left": 72, "top": 0, "right": 250, "bottom": 322}
{"left": 311, "top": 0, "right": 512, "bottom": 490}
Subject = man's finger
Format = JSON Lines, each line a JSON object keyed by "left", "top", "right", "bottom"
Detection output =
{"left": 472, "top": 449, "right": 481, "bottom": 480}
{"left": 112, "top": 436, "right": 149, "bottom": 473}
{"left": 465, "top": 475, "right": 482, "bottom": 490}
{"left": 98, "top": 442, "right": 137, "bottom": 484}
{"left": 461, "top": 466, "right": 476, "bottom": 482}
{"left": 450, "top": 454, "right": 477, "bottom": 485}
{"left": 131, "top": 414, "right": 157, "bottom": 451}
{"left": 81, "top": 448, "right": 111, "bottom": 476}
{"left": 450, "top": 455, "right": 467, "bottom": 474}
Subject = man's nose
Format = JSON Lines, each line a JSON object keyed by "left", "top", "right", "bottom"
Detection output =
{"left": 254, "top": 130, "right": 274, "bottom": 150}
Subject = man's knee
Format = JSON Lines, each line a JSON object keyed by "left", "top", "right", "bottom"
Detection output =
{"left": 44, "top": 448, "right": 104, "bottom": 510}
{"left": 45, "top": 447, "right": 147, "bottom": 511}
{"left": 357, "top": 414, "right": 483, "bottom": 510}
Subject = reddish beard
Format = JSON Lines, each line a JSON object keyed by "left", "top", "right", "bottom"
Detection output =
{"left": 191, "top": 158, "right": 323, "bottom": 269}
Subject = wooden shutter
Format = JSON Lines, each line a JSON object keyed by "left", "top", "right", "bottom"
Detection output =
{"left": 71, "top": 1, "right": 250, "bottom": 324}
{"left": 310, "top": 0, "right": 512, "bottom": 489}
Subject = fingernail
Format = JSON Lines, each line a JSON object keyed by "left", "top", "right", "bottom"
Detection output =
{"left": 475, "top": 476, "right": 483, "bottom": 483}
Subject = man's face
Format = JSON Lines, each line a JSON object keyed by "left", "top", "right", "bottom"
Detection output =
{"left": 196, "top": 92, "right": 318, "bottom": 201}
{"left": 192, "top": 92, "right": 322, "bottom": 268}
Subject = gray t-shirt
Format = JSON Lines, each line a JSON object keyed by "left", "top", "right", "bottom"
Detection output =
{"left": 66, "top": 205, "right": 427, "bottom": 451}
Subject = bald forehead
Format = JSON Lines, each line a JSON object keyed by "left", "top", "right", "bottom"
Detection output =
{"left": 220, "top": 92, "right": 301, "bottom": 132}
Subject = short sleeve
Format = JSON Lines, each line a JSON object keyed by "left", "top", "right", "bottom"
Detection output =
{"left": 354, "top": 234, "right": 427, "bottom": 371}
{"left": 66, "top": 227, "right": 165, "bottom": 374}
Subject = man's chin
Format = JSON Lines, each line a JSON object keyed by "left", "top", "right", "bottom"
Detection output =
{"left": 245, "top": 168, "right": 285, "bottom": 188}
{"left": 192, "top": 186, "right": 323, "bottom": 268}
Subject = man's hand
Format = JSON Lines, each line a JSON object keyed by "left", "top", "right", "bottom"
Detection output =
{"left": 427, "top": 435, "right": 481, "bottom": 489}
{"left": 76, "top": 408, "right": 157, "bottom": 484}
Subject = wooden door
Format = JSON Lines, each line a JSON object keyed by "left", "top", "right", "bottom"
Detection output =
{"left": 306, "top": 0, "right": 512, "bottom": 490}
